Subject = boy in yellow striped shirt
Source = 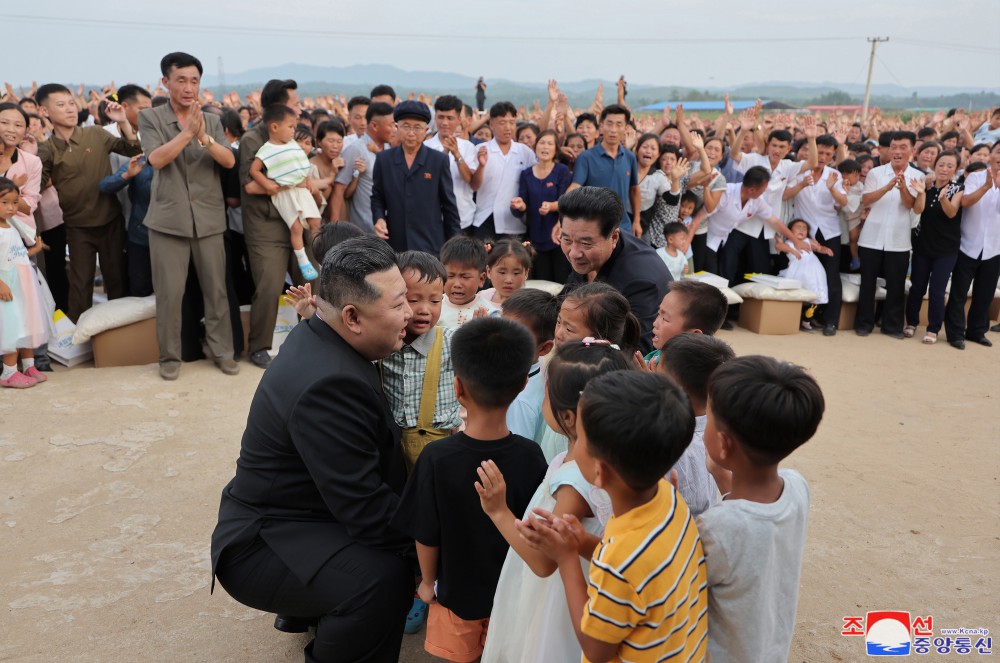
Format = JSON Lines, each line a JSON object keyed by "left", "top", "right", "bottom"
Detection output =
{"left": 519, "top": 370, "right": 708, "bottom": 662}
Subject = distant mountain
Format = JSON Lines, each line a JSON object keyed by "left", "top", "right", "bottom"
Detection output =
{"left": 202, "top": 63, "right": 996, "bottom": 99}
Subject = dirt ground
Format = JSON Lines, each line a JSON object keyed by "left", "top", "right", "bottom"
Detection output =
{"left": 2, "top": 325, "right": 998, "bottom": 662}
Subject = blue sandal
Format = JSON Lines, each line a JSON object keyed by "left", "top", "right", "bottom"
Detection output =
{"left": 404, "top": 597, "right": 428, "bottom": 634}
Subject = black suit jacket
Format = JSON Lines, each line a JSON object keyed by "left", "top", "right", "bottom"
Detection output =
{"left": 211, "top": 316, "right": 412, "bottom": 586}
{"left": 563, "top": 232, "right": 673, "bottom": 354}
{"left": 370, "top": 144, "right": 461, "bottom": 254}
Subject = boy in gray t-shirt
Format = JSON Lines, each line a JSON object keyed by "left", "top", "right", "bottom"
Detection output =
{"left": 697, "top": 355, "right": 825, "bottom": 663}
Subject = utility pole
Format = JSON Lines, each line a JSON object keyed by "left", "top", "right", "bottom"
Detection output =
{"left": 861, "top": 37, "right": 889, "bottom": 123}
{"left": 217, "top": 56, "right": 225, "bottom": 98}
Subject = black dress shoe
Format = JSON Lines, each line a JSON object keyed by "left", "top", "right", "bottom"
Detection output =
{"left": 855, "top": 328, "right": 871, "bottom": 337}
{"left": 881, "top": 330, "right": 905, "bottom": 340}
{"left": 949, "top": 339, "right": 966, "bottom": 350}
{"left": 250, "top": 350, "right": 272, "bottom": 369}
{"left": 991, "top": 323, "right": 1000, "bottom": 333}
{"left": 968, "top": 336, "right": 993, "bottom": 347}
{"left": 274, "top": 615, "right": 318, "bottom": 633}
{"left": 721, "top": 320, "right": 735, "bottom": 331}
{"left": 823, "top": 324, "right": 837, "bottom": 337}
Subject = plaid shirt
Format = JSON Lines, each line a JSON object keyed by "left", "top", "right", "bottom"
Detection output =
{"left": 382, "top": 326, "right": 461, "bottom": 430}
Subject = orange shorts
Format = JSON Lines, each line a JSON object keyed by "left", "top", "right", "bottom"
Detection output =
{"left": 424, "top": 602, "right": 490, "bottom": 663}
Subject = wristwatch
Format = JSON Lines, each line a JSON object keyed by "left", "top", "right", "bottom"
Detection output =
{"left": 201, "top": 134, "right": 215, "bottom": 147}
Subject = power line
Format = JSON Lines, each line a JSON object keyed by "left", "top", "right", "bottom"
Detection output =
{"left": 893, "top": 38, "right": 1000, "bottom": 55}
{"left": 4, "top": 13, "right": 865, "bottom": 45}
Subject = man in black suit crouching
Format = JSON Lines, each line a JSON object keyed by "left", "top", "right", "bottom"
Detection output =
{"left": 212, "top": 236, "right": 415, "bottom": 663}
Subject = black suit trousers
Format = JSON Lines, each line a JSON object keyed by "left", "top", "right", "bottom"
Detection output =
{"left": 216, "top": 536, "right": 412, "bottom": 663}
{"left": 945, "top": 251, "right": 1000, "bottom": 342}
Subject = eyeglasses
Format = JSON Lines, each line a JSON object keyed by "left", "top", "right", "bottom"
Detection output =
{"left": 397, "top": 124, "right": 426, "bottom": 134}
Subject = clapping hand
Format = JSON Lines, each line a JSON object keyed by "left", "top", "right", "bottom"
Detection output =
{"left": 124, "top": 154, "right": 145, "bottom": 180}
{"left": 284, "top": 283, "right": 316, "bottom": 319}
{"left": 909, "top": 177, "right": 925, "bottom": 194}
{"left": 105, "top": 101, "right": 128, "bottom": 124}
{"left": 825, "top": 172, "right": 838, "bottom": 190}
{"left": 515, "top": 508, "right": 579, "bottom": 564}
{"left": 477, "top": 146, "right": 488, "bottom": 167}
{"left": 510, "top": 197, "right": 527, "bottom": 212}
{"left": 539, "top": 201, "right": 555, "bottom": 215}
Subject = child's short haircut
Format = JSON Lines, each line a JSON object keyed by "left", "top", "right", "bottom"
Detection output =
{"left": 440, "top": 235, "right": 488, "bottom": 272}
{"left": 580, "top": 371, "right": 694, "bottom": 491}
{"left": 501, "top": 288, "right": 558, "bottom": 344}
{"left": 263, "top": 104, "right": 297, "bottom": 127}
{"left": 658, "top": 333, "right": 735, "bottom": 405}
{"left": 397, "top": 250, "right": 446, "bottom": 285}
{"left": 708, "top": 355, "right": 825, "bottom": 466}
{"left": 312, "top": 221, "right": 364, "bottom": 262}
{"left": 664, "top": 222, "right": 688, "bottom": 241}
{"left": 680, "top": 191, "right": 698, "bottom": 208}
{"left": 547, "top": 341, "right": 631, "bottom": 437}
{"left": 837, "top": 159, "right": 861, "bottom": 175}
{"left": 665, "top": 280, "right": 727, "bottom": 335}
{"left": 451, "top": 318, "right": 535, "bottom": 409}
{"left": 487, "top": 238, "right": 534, "bottom": 271}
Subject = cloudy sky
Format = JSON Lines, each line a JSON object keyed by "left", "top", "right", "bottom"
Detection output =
{"left": 7, "top": 0, "right": 999, "bottom": 90}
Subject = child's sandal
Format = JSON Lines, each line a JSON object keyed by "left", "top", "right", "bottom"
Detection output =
{"left": 0, "top": 371, "right": 37, "bottom": 389}
{"left": 903, "top": 325, "right": 916, "bottom": 338}
{"left": 923, "top": 332, "right": 938, "bottom": 344}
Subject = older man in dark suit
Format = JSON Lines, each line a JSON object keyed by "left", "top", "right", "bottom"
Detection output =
{"left": 371, "top": 100, "right": 461, "bottom": 254}
{"left": 557, "top": 186, "right": 672, "bottom": 354}
{"left": 212, "top": 237, "right": 415, "bottom": 663}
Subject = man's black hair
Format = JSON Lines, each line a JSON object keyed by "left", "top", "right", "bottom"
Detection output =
{"left": 815, "top": 134, "right": 839, "bottom": 149}
{"left": 366, "top": 101, "right": 394, "bottom": 123}
{"left": 742, "top": 165, "right": 772, "bottom": 189}
{"left": 664, "top": 280, "right": 727, "bottom": 334}
{"left": 434, "top": 95, "right": 464, "bottom": 113}
{"left": 397, "top": 250, "right": 446, "bottom": 285}
{"left": 599, "top": 103, "right": 631, "bottom": 124}
{"left": 575, "top": 112, "right": 597, "bottom": 128}
{"left": 17, "top": 97, "right": 36, "bottom": 108}
{"left": 502, "top": 288, "right": 559, "bottom": 344}
{"left": 659, "top": 333, "right": 735, "bottom": 405}
{"left": 347, "top": 95, "right": 371, "bottom": 111}
{"left": 117, "top": 84, "right": 151, "bottom": 104}
{"left": 439, "top": 235, "right": 488, "bottom": 272}
{"left": 580, "top": 371, "right": 694, "bottom": 491}
{"left": 451, "top": 318, "right": 535, "bottom": 409}
{"left": 312, "top": 221, "right": 364, "bottom": 262}
{"left": 878, "top": 131, "right": 894, "bottom": 147}
{"left": 160, "top": 52, "right": 203, "bottom": 77}
{"left": 891, "top": 130, "right": 917, "bottom": 147}
{"left": 260, "top": 79, "right": 298, "bottom": 108}
{"left": 489, "top": 101, "right": 518, "bottom": 119}
{"left": 708, "top": 355, "right": 825, "bottom": 466}
{"left": 938, "top": 130, "right": 959, "bottom": 143}
{"left": 837, "top": 158, "right": 861, "bottom": 175}
{"left": 319, "top": 236, "right": 398, "bottom": 309}
{"left": 262, "top": 104, "right": 297, "bottom": 126}
{"left": 766, "top": 129, "right": 793, "bottom": 145}
{"left": 35, "top": 83, "right": 71, "bottom": 107}
{"left": 369, "top": 84, "right": 396, "bottom": 101}
{"left": 558, "top": 186, "right": 623, "bottom": 238}
{"left": 152, "top": 96, "right": 170, "bottom": 108}
{"left": 917, "top": 127, "right": 937, "bottom": 140}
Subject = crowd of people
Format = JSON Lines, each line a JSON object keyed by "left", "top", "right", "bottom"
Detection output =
{"left": 1, "top": 50, "right": 999, "bottom": 663}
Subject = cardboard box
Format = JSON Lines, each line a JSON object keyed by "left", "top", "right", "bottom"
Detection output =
{"left": 838, "top": 301, "right": 857, "bottom": 330}
{"left": 49, "top": 310, "right": 93, "bottom": 367}
{"left": 990, "top": 296, "right": 1000, "bottom": 323}
{"left": 738, "top": 298, "right": 802, "bottom": 335}
{"left": 91, "top": 318, "right": 159, "bottom": 368}
{"left": 918, "top": 298, "right": 969, "bottom": 327}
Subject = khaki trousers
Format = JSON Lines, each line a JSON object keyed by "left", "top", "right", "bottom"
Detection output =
{"left": 149, "top": 229, "right": 234, "bottom": 366}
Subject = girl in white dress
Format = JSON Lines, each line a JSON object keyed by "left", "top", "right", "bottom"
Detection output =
{"left": 776, "top": 219, "right": 834, "bottom": 330}
{"left": 477, "top": 340, "right": 630, "bottom": 663}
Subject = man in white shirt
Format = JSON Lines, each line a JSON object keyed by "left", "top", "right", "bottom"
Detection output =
{"left": 856, "top": 131, "right": 926, "bottom": 338}
{"left": 944, "top": 145, "right": 1000, "bottom": 349}
{"left": 425, "top": 95, "right": 478, "bottom": 230}
{"left": 341, "top": 95, "right": 369, "bottom": 150}
{"left": 470, "top": 101, "right": 537, "bottom": 240}
{"left": 709, "top": 166, "right": 812, "bottom": 286}
{"left": 785, "top": 134, "right": 848, "bottom": 335}
{"left": 729, "top": 111, "right": 818, "bottom": 275}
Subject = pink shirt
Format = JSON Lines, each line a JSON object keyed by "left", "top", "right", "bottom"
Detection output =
{"left": 4, "top": 148, "right": 42, "bottom": 229}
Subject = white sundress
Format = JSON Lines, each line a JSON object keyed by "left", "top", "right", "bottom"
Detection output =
{"left": 482, "top": 453, "right": 612, "bottom": 663}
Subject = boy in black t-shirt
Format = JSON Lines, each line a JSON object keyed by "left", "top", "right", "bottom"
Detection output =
{"left": 392, "top": 318, "right": 547, "bottom": 663}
